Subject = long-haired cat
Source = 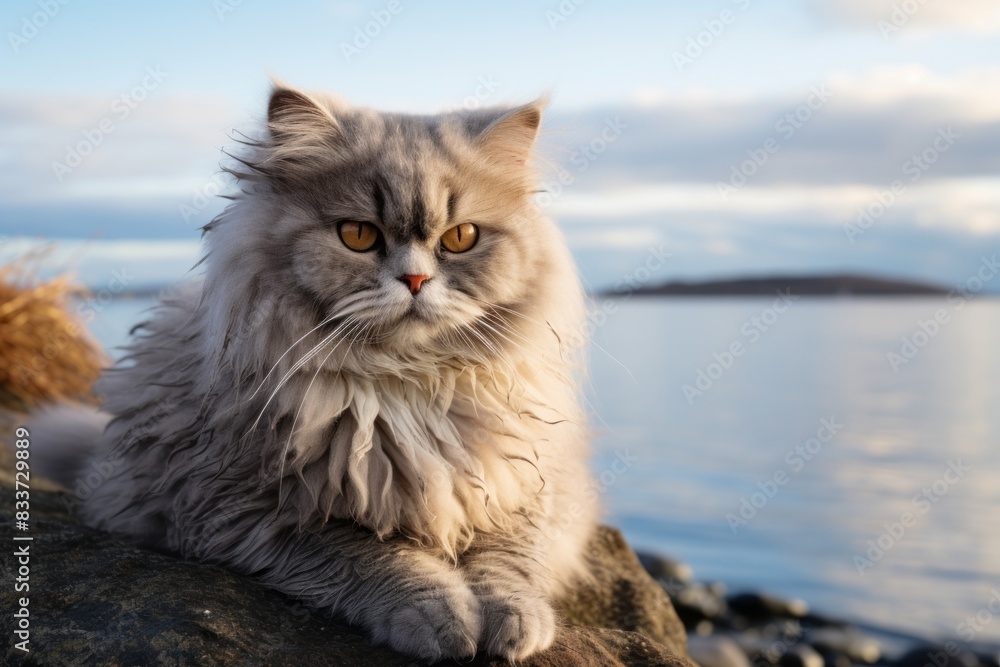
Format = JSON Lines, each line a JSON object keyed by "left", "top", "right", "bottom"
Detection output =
{"left": 29, "top": 83, "right": 596, "bottom": 661}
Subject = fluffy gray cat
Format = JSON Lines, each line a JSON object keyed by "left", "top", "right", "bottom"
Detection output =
{"left": 29, "top": 84, "right": 598, "bottom": 661}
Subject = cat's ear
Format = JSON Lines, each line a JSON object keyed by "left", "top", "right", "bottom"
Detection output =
{"left": 267, "top": 84, "right": 341, "bottom": 146}
{"left": 474, "top": 98, "right": 547, "bottom": 168}
{"left": 259, "top": 83, "right": 345, "bottom": 186}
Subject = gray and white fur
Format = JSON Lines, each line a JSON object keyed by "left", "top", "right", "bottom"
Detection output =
{"left": 29, "top": 84, "right": 597, "bottom": 661}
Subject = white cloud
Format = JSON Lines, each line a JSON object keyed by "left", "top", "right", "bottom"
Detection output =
{"left": 816, "top": 0, "right": 1000, "bottom": 35}
{"left": 0, "top": 238, "right": 202, "bottom": 288}
{"left": 0, "top": 93, "right": 240, "bottom": 204}
{"left": 563, "top": 227, "right": 666, "bottom": 249}
{"left": 546, "top": 177, "right": 1000, "bottom": 235}
{"left": 824, "top": 65, "right": 1000, "bottom": 121}
{"left": 4, "top": 65, "right": 1000, "bottom": 244}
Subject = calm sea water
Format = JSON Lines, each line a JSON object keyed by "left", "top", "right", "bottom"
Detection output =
{"left": 90, "top": 296, "right": 1000, "bottom": 642}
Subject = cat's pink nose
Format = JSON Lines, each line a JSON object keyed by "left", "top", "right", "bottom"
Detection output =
{"left": 399, "top": 274, "right": 431, "bottom": 295}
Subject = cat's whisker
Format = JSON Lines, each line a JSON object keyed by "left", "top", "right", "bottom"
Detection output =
{"left": 474, "top": 297, "right": 639, "bottom": 385}
{"left": 247, "top": 293, "right": 374, "bottom": 403}
{"left": 479, "top": 310, "right": 617, "bottom": 434}
{"left": 461, "top": 325, "right": 519, "bottom": 398}
{"left": 247, "top": 317, "right": 335, "bottom": 403}
{"left": 480, "top": 312, "right": 546, "bottom": 355}
{"left": 277, "top": 316, "right": 366, "bottom": 490}
{"left": 476, "top": 316, "right": 551, "bottom": 371}
{"left": 247, "top": 316, "right": 360, "bottom": 437}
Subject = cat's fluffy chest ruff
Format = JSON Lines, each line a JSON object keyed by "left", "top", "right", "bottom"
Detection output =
{"left": 275, "top": 360, "right": 563, "bottom": 557}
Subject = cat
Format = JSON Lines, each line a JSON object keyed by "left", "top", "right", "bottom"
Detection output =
{"left": 29, "top": 83, "right": 597, "bottom": 661}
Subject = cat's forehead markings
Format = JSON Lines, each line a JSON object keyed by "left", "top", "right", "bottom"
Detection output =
{"left": 426, "top": 123, "right": 462, "bottom": 169}
{"left": 446, "top": 191, "right": 457, "bottom": 225}
{"left": 372, "top": 179, "right": 387, "bottom": 225}
{"left": 407, "top": 176, "right": 430, "bottom": 242}
{"left": 369, "top": 172, "right": 431, "bottom": 243}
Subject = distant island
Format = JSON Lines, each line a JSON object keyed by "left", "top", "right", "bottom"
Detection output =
{"left": 100, "top": 274, "right": 988, "bottom": 300}
{"left": 600, "top": 274, "right": 954, "bottom": 297}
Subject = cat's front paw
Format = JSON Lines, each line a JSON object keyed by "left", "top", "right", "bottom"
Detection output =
{"left": 378, "top": 584, "right": 481, "bottom": 661}
{"left": 479, "top": 591, "right": 557, "bottom": 660}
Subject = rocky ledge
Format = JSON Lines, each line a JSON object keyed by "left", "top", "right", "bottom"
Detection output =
{"left": 0, "top": 469, "right": 694, "bottom": 666}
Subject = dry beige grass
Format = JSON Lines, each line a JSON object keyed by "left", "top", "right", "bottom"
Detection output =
{"left": 0, "top": 256, "right": 106, "bottom": 414}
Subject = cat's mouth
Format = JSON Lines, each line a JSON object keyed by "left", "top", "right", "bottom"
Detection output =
{"left": 401, "top": 303, "right": 429, "bottom": 321}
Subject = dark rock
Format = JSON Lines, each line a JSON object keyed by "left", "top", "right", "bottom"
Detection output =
{"left": 800, "top": 611, "right": 849, "bottom": 629}
{"left": 808, "top": 628, "right": 881, "bottom": 664}
{"left": 817, "top": 648, "right": 852, "bottom": 667}
{"left": 558, "top": 525, "right": 691, "bottom": 656}
{"left": 671, "top": 583, "right": 728, "bottom": 628}
{"left": 637, "top": 551, "right": 694, "bottom": 586}
{"left": 895, "top": 645, "right": 981, "bottom": 667}
{"left": 688, "top": 634, "right": 751, "bottom": 667}
{"left": 975, "top": 649, "right": 1000, "bottom": 667}
{"left": 0, "top": 470, "right": 694, "bottom": 667}
{"left": 779, "top": 645, "right": 825, "bottom": 667}
{"left": 734, "top": 621, "right": 809, "bottom": 667}
{"left": 728, "top": 592, "right": 809, "bottom": 622}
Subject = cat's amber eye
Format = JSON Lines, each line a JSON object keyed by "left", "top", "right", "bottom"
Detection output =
{"left": 440, "top": 223, "right": 479, "bottom": 253}
{"left": 338, "top": 221, "right": 381, "bottom": 252}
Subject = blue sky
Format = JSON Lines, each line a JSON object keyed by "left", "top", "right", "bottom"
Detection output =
{"left": 2, "top": 0, "right": 999, "bottom": 290}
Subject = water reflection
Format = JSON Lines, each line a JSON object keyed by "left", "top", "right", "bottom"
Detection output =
{"left": 588, "top": 298, "right": 1000, "bottom": 640}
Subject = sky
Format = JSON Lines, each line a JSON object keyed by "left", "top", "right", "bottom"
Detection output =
{"left": 1, "top": 0, "right": 999, "bottom": 291}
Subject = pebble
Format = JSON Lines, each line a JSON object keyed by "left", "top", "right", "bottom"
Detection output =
{"left": 780, "top": 645, "right": 825, "bottom": 667}
{"left": 807, "top": 628, "right": 881, "bottom": 664}
{"left": 816, "top": 647, "right": 852, "bottom": 667}
{"left": 688, "top": 634, "right": 752, "bottom": 667}
{"left": 728, "top": 592, "right": 810, "bottom": 621}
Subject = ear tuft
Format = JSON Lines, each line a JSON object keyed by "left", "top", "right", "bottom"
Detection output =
{"left": 474, "top": 99, "right": 546, "bottom": 168}
{"left": 266, "top": 85, "right": 340, "bottom": 145}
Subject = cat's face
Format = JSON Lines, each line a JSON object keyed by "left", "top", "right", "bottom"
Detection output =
{"left": 244, "top": 87, "right": 562, "bottom": 353}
